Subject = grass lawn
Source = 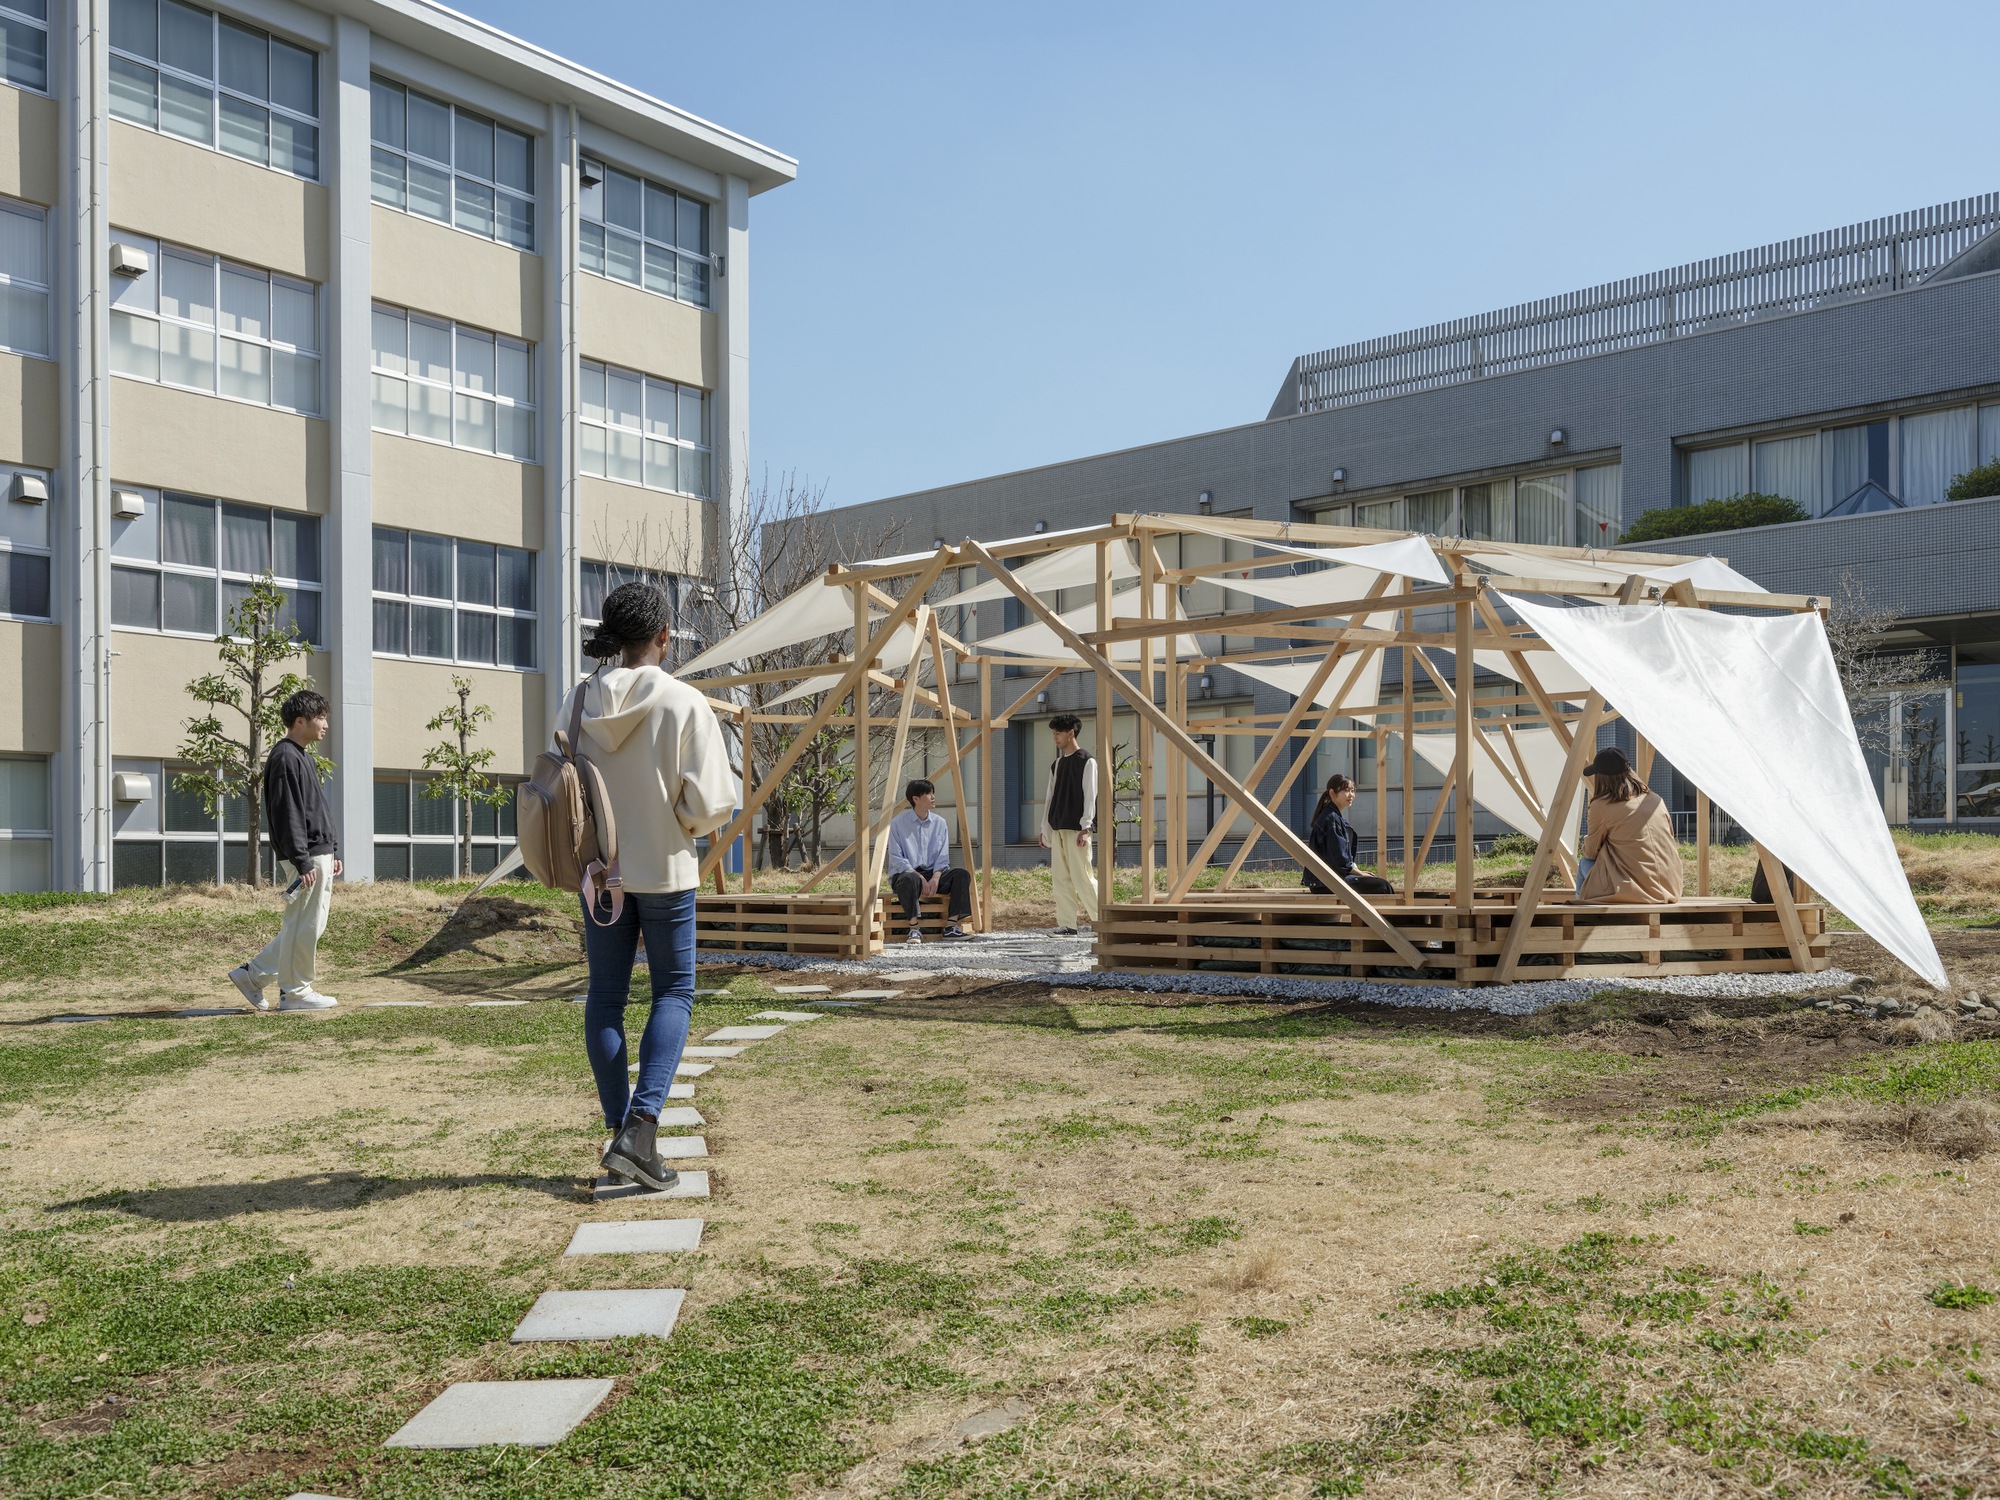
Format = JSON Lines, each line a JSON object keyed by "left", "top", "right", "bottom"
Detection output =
{"left": 1, "top": 871, "right": 1997, "bottom": 1498}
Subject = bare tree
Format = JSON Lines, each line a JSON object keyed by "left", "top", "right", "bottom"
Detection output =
{"left": 1822, "top": 571, "right": 1949, "bottom": 756}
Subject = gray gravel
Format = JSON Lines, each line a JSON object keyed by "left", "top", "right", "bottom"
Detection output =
{"left": 700, "top": 928, "right": 1856, "bottom": 1016}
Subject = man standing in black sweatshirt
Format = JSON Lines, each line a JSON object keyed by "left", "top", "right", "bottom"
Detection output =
{"left": 229, "top": 689, "right": 342, "bottom": 1012}
{"left": 1037, "top": 713, "right": 1099, "bottom": 935}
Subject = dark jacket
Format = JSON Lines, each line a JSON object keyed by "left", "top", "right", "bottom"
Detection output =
{"left": 264, "top": 736, "right": 338, "bottom": 876}
{"left": 1303, "top": 802, "right": 1358, "bottom": 893}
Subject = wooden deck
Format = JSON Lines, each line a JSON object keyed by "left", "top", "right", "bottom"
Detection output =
{"left": 695, "top": 892, "right": 881, "bottom": 960}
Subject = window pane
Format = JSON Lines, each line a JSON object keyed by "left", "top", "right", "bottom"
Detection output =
{"left": 112, "top": 840, "right": 162, "bottom": 889}
{"left": 1575, "top": 465, "right": 1623, "bottom": 546}
{"left": 496, "top": 339, "right": 530, "bottom": 403}
{"left": 1900, "top": 407, "right": 1976, "bottom": 508}
{"left": 161, "top": 254, "right": 214, "bottom": 325}
{"left": 220, "top": 503, "right": 267, "bottom": 574}
{"left": 159, "top": 71, "right": 213, "bottom": 144}
{"left": 605, "top": 168, "right": 641, "bottom": 231}
{"left": 0, "top": 14, "right": 44, "bottom": 92}
{"left": 161, "top": 321, "right": 214, "bottom": 389}
{"left": 580, "top": 562, "right": 606, "bottom": 621}
{"left": 411, "top": 602, "right": 451, "bottom": 658}
{"left": 110, "top": 55, "right": 159, "bottom": 127}
{"left": 369, "top": 77, "right": 404, "bottom": 147}
{"left": 579, "top": 361, "right": 604, "bottom": 423}
{"left": 457, "top": 609, "right": 495, "bottom": 664}
{"left": 272, "top": 280, "right": 314, "bottom": 350}
{"left": 373, "top": 841, "right": 409, "bottom": 881}
{"left": 409, "top": 532, "right": 451, "bottom": 598}
{"left": 1752, "top": 434, "right": 1818, "bottom": 515}
{"left": 681, "top": 446, "right": 708, "bottom": 498}
{"left": 580, "top": 422, "right": 605, "bottom": 477}
{"left": 455, "top": 176, "right": 494, "bottom": 239}
{"left": 677, "top": 196, "right": 706, "bottom": 254}
{"left": 1686, "top": 444, "right": 1745, "bottom": 506}
{"left": 162, "top": 494, "right": 214, "bottom": 567}
{"left": 494, "top": 192, "right": 532, "bottom": 251}
{"left": 454, "top": 110, "right": 492, "bottom": 178}
{"left": 164, "top": 571, "right": 215, "bottom": 634}
{"left": 112, "top": 0, "right": 158, "bottom": 59}
{"left": 408, "top": 317, "right": 450, "bottom": 384}
{"left": 454, "top": 392, "right": 496, "bottom": 453}
{"left": 604, "top": 228, "right": 640, "bottom": 284}
{"left": 406, "top": 90, "right": 451, "bottom": 162}
{"left": 608, "top": 426, "right": 640, "bottom": 484}
{"left": 579, "top": 219, "right": 605, "bottom": 275}
{"left": 643, "top": 241, "right": 676, "bottom": 297}
{"left": 0, "top": 281, "right": 45, "bottom": 357}
{"left": 279, "top": 586, "right": 318, "bottom": 645}
{"left": 374, "top": 776, "right": 410, "bottom": 835}
{"left": 274, "top": 512, "right": 318, "bottom": 581}
{"left": 411, "top": 788, "right": 452, "bottom": 837}
{"left": 370, "top": 306, "right": 405, "bottom": 371}
{"left": 109, "top": 310, "right": 160, "bottom": 378}
{"left": 500, "top": 614, "right": 535, "bottom": 669}
{"left": 453, "top": 327, "right": 494, "bottom": 393}
{"left": 678, "top": 386, "right": 703, "bottom": 446}
{"left": 271, "top": 349, "right": 317, "bottom": 412}
{"left": 371, "top": 372, "right": 407, "bottom": 432}
{"left": 678, "top": 254, "right": 709, "bottom": 307}
{"left": 164, "top": 841, "right": 217, "bottom": 886}
{"left": 270, "top": 38, "right": 314, "bottom": 116}
{"left": 271, "top": 116, "right": 317, "bottom": 177}
{"left": 496, "top": 546, "right": 532, "bottom": 610}
{"left": 159, "top": 0, "right": 212, "bottom": 78}
{"left": 644, "top": 438, "right": 677, "bottom": 492}
{"left": 2, "top": 551, "right": 50, "bottom": 617}
{"left": 370, "top": 145, "right": 405, "bottom": 207}
{"left": 645, "top": 183, "right": 675, "bottom": 242}
{"left": 408, "top": 157, "right": 450, "bottom": 221}
{"left": 494, "top": 126, "right": 530, "bottom": 192}
{"left": 372, "top": 528, "right": 406, "bottom": 592}
{"left": 410, "top": 378, "right": 450, "bottom": 442}
{"left": 606, "top": 369, "right": 641, "bottom": 430}
{"left": 1515, "top": 474, "right": 1568, "bottom": 547}
{"left": 637, "top": 377, "right": 676, "bottom": 440}
{"left": 0, "top": 753, "right": 51, "bottom": 831}
{"left": 164, "top": 775, "right": 213, "bottom": 831}
{"left": 380, "top": 587, "right": 414, "bottom": 649}
{"left": 218, "top": 266, "right": 266, "bottom": 337}
{"left": 112, "top": 565, "right": 160, "bottom": 627}
{"left": 456, "top": 540, "right": 495, "bottom": 606}
{"left": 218, "top": 19, "right": 266, "bottom": 99}
{"left": 498, "top": 404, "right": 534, "bottom": 462}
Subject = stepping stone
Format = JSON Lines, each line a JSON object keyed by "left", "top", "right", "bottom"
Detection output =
{"left": 468, "top": 1000, "right": 527, "bottom": 1007}
{"left": 676, "top": 1061, "right": 713, "bottom": 1077}
{"left": 656, "top": 1107, "right": 705, "bottom": 1128}
{"left": 565, "top": 1218, "right": 705, "bottom": 1256}
{"left": 594, "top": 1170, "right": 709, "bottom": 1200}
{"left": 668, "top": 1082, "right": 694, "bottom": 1100}
{"left": 385, "top": 1378, "right": 614, "bottom": 1448}
{"left": 366, "top": 1000, "right": 433, "bottom": 1007}
{"left": 657, "top": 1136, "right": 708, "bottom": 1160}
{"left": 772, "top": 984, "right": 832, "bottom": 994}
{"left": 682, "top": 1045, "right": 744, "bottom": 1059}
{"left": 177, "top": 1007, "right": 245, "bottom": 1018}
{"left": 835, "top": 989, "right": 907, "bottom": 999}
{"left": 703, "top": 1025, "right": 784, "bottom": 1042}
{"left": 512, "top": 1288, "right": 685, "bottom": 1343}
{"left": 877, "top": 970, "right": 928, "bottom": 981}
{"left": 753, "top": 1011, "right": 824, "bottom": 1022}
{"left": 695, "top": 987, "right": 729, "bottom": 996}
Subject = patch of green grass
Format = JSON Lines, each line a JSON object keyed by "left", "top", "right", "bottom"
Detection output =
{"left": 1928, "top": 1282, "right": 1996, "bottom": 1310}
{"left": 1230, "top": 1316, "right": 1290, "bottom": 1340}
{"left": 1793, "top": 1219, "right": 1832, "bottom": 1236}
{"left": 1673, "top": 1039, "right": 2000, "bottom": 1138}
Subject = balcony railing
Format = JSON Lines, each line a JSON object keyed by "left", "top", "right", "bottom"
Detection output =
{"left": 1282, "top": 193, "right": 2000, "bottom": 416}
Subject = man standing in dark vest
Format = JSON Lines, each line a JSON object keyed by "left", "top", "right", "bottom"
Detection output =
{"left": 1037, "top": 713, "right": 1098, "bottom": 934}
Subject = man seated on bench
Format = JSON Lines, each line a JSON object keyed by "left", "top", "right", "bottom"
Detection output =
{"left": 884, "top": 778, "right": 972, "bottom": 943}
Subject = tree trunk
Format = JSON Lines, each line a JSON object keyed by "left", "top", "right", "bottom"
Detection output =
{"left": 458, "top": 688, "right": 474, "bottom": 879}
{"left": 244, "top": 658, "right": 265, "bottom": 887}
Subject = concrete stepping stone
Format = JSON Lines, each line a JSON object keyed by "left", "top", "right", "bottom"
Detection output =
{"left": 656, "top": 1107, "right": 705, "bottom": 1128}
{"left": 675, "top": 1060, "right": 714, "bottom": 1077}
{"left": 366, "top": 1000, "right": 433, "bottom": 1007}
{"left": 703, "top": 1025, "right": 784, "bottom": 1042}
{"left": 681, "top": 1045, "right": 744, "bottom": 1059}
{"left": 512, "top": 1288, "right": 685, "bottom": 1343}
{"left": 694, "top": 987, "right": 730, "bottom": 995}
{"left": 565, "top": 1218, "right": 704, "bottom": 1256}
{"left": 657, "top": 1136, "right": 708, "bottom": 1160}
{"left": 877, "top": 969, "right": 928, "bottom": 981}
{"left": 667, "top": 1082, "right": 694, "bottom": 1100}
{"left": 384, "top": 1378, "right": 614, "bottom": 1448}
{"left": 468, "top": 999, "right": 527, "bottom": 1007}
{"left": 753, "top": 1010, "right": 825, "bottom": 1022}
{"left": 772, "top": 984, "right": 832, "bottom": 993}
{"left": 833, "top": 989, "right": 906, "bottom": 1000}
{"left": 594, "top": 1169, "right": 709, "bottom": 1201}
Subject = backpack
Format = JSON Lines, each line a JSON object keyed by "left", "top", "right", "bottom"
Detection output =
{"left": 516, "top": 672, "right": 624, "bottom": 924}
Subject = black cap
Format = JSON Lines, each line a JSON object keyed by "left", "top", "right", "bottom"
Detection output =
{"left": 1581, "top": 746, "right": 1633, "bottom": 779}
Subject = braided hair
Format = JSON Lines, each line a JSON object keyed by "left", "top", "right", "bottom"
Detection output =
{"left": 583, "top": 580, "right": 671, "bottom": 662}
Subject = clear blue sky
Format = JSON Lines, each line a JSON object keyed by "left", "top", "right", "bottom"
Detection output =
{"left": 461, "top": 0, "right": 2000, "bottom": 508}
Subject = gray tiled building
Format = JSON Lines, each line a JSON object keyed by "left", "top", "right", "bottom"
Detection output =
{"left": 831, "top": 193, "right": 2000, "bottom": 865}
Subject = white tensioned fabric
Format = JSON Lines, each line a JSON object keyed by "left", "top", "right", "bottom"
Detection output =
{"left": 678, "top": 577, "right": 876, "bottom": 677}
{"left": 1405, "top": 726, "right": 1580, "bottom": 850}
{"left": 1503, "top": 593, "right": 1946, "bottom": 988}
{"left": 1165, "top": 520, "right": 1450, "bottom": 585}
{"left": 761, "top": 620, "right": 928, "bottom": 709}
{"left": 946, "top": 539, "right": 1141, "bottom": 607}
{"left": 851, "top": 523, "right": 1113, "bottom": 571}
{"left": 1230, "top": 654, "right": 1387, "bottom": 726}
{"left": 976, "top": 584, "right": 1205, "bottom": 662}
{"left": 1467, "top": 546, "right": 1767, "bottom": 596}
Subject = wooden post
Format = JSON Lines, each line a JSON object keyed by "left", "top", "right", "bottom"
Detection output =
{"left": 1755, "top": 840, "right": 1812, "bottom": 969}
{"left": 852, "top": 581, "right": 873, "bottom": 937}
{"left": 1139, "top": 539, "right": 1157, "bottom": 902}
{"left": 1094, "top": 540, "right": 1114, "bottom": 922}
{"left": 1374, "top": 728, "right": 1388, "bottom": 876}
{"left": 979, "top": 658, "right": 994, "bottom": 933}
{"left": 740, "top": 716, "right": 754, "bottom": 893}
{"left": 866, "top": 648, "right": 925, "bottom": 893}
{"left": 1401, "top": 627, "right": 1416, "bottom": 899}
{"left": 928, "top": 617, "right": 979, "bottom": 928}
{"left": 1696, "top": 787, "right": 1711, "bottom": 896}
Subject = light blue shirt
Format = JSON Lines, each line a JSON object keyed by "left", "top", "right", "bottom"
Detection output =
{"left": 884, "top": 807, "right": 950, "bottom": 876}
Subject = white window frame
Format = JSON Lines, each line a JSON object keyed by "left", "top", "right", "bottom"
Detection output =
{"left": 0, "top": 463, "right": 52, "bottom": 623}
{"left": 579, "top": 158, "right": 711, "bottom": 309}
{"left": 371, "top": 525, "right": 537, "bottom": 671}
{"left": 0, "top": 197, "right": 50, "bottom": 359}
{"left": 371, "top": 770, "right": 519, "bottom": 881}
{"left": 368, "top": 74, "right": 534, "bottom": 251}
{"left": 579, "top": 359, "right": 710, "bottom": 499}
{"left": 108, "top": 489, "right": 323, "bottom": 645}
{"left": 108, "top": 233, "right": 321, "bottom": 414}
{"left": 369, "top": 303, "right": 534, "bottom": 461}
{"left": 0, "top": 1, "right": 49, "bottom": 95}
{"left": 108, "top": 0, "right": 320, "bottom": 180}
{"left": 0, "top": 753, "right": 53, "bottom": 894}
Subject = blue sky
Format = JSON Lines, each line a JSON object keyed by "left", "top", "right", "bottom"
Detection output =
{"left": 461, "top": 0, "right": 2000, "bottom": 508}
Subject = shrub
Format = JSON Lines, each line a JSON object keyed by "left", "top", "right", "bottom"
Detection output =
{"left": 1945, "top": 458, "right": 2000, "bottom": 502}
{"left": 1488, "top": 833, "right": 1539, "bottom": 857}
{"left": 1621, "top": 493, "right": 1808, "bottom": 544}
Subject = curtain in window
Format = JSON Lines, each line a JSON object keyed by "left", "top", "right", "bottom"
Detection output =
{"left": 1822, "top": 423, "right": 1887, "bottom": 511}
{"left": 161, "top": 494, "right": 214, "bottom": 568}
{"left": 1979, "top": 404, "right": 2000, "bottom": 467}
{"left": 1573, "top": 465, "right": 1622, "bottom": 546}
{"left": 1686, "top": 444, "right": 1745, "bottom": 505}
{"left": 1515, "top": 474, "right": 1568, "bottom": 546}
{"left": 1752, "top": 434, "right": 1818, "bottom": 513}
{"left": 1899, "top": 408, "right": 1975, "bottom": 507}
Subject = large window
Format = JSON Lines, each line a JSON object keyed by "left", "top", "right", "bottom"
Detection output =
{"left": 1318, "top": 467, "right": 1608, "bottom": 548}
{"left": 0, "top": 754, "right": 50, "bottom": 893}
{"left": 110, "top": 0, "right": 318, "bottom": 177}
{"left": 581, "top": 561, "right": 702, "bottom": 667}
{"left": 1, "top": 466, "right": 51, "bottom": 621}
{"left": 370, "top": 304, "right": 534, "bottom": 461}
{"left": 1573, "top": 464, "right": 1623, "bottom": 546}
{"left": 372, "top": 526, "right": 535, "bottom": 669}
{"left": 579, "top": 360, "right": 709, "bottom": 498}
{"left": 369, "top": 76, "right": 533, "bottom": 251}
{"left": 109, "top": 234, "right": 319, "bottom": 413}
{"left": 112, "top": 758, "right": 275, "bottom": 888}
{"left": 0, "top": 198, "right": 48, "bottom": 358}
{"left": 579, "top": 158, "right": 710, "bottom": 309}
{"left": 110, "top": 491, "right": 322, "bottom": 643}
{"left": 373, "top": 772, "right": 518, "bottom": 880}
{"left": 0, "top": 1, "right": 47, "bottom": 93}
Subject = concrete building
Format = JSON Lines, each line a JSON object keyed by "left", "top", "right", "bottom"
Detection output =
{"left": 830, "top": 193, "right": 2000, "bottom": 867}
{"left": 0, "top": 0, "right": 792, "bottom": 891}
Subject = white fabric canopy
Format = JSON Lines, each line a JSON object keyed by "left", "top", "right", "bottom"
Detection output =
{"left": 1406, "top": 726, "right": 1580, "bottom": 851}
{"left": 1169, "top": 518, "right": 1451, "bottom": 584}
{"left": 976, "top": 584, "right": 1204, "bottom": 662}
{"left": 1467, "top": 545, "right": 1767, "bottom": 596}
{"left": 946, "top": 538, "right": 1141, "bottom": 607}
{"left": 1502, "top": 592, "right": 1945, "bottom": 987}
{"left": 679, "top": 577, "right": 874, "bottom": 677}
{"left": 1230, "top": 650, "right": 1388, "bottom": 725}
{"left": 760, "top": 620, "right": 928, "bottom": 709}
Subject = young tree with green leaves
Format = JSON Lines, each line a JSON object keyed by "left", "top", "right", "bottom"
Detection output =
{"left": 174, "top": 575, "right": 327, "bottom": 887}
{"left": 421, "top": 674, "right": 511, "bottom": 878}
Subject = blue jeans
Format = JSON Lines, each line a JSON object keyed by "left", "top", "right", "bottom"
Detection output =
{"left": 580, "top": 888, "right": 696, "bottom": 1128}
{"left": 1574, "top": 856, "right": 1594, "bottom": 898}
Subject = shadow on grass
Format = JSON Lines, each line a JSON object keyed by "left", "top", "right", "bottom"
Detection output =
{"left": 50, "top": 1169, "right": 577, "bottom": 1221}
{"left": 385, "top": 894, "right": 573, "bottom": 974}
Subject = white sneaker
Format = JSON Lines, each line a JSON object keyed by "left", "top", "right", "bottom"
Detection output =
{"left": 228, "top": 965, "right": 270, "bottom": 1011}
{"left": 278, "top": 989, "right": 339, "bottom": 1012}
{"left": 905, "top": 927, "right": 923, "bottom": 945}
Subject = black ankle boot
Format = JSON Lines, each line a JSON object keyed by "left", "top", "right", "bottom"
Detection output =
{"left": 603, "top": 1113, "right": 678, "bottom": 1192}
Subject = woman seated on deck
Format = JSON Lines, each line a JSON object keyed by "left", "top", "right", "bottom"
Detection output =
{"left": 1573, "top": 748, "right": 1684, "bottom": 905}
{"left": 1302, "top": 774, "right": 1396, "bottom": 896}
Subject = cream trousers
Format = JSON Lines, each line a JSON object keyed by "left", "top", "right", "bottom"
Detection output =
{"left": 247, "top": 853, "right": 335, "bottom": 994}
{"left": 1047, "top": 829, "right": 1099, "bottom": 930}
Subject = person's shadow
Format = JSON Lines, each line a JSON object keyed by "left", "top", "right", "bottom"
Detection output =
{"left": 49, "top": 1169, "right": 578, "bottom": 1222}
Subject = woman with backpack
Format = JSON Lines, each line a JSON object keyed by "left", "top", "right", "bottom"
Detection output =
{"left": 558, "top": 582, "right": 737, "bottom": 1191}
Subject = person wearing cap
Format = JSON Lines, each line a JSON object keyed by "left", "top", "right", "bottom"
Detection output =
{"left": 1573, "top": 746, "right": 1683, "bottom": 904}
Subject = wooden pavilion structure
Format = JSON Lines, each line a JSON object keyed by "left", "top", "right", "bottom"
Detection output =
{"left": 681, "top": 514, "right": 1833, "bottom": 986}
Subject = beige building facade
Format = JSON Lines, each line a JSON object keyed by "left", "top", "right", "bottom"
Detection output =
{"left": 0, "top": 0, "right": 791, "bottom": 891}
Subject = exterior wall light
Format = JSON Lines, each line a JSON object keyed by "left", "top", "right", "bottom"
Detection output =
{"left": 1198, "top": 673, "right": 1214, "bottom": 698}
{"left": 1036, "top": 691, "right": 1049, "bottom": 709}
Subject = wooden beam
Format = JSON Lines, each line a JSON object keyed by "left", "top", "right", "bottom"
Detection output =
{"left": 929, "top": 615, "right": 979, "bottom": 928}
{"left": 1095, "top": 540, "right": 1115, "bottom": 922}
{"left": 865, "top": 636, "right": 927, "bottom": 895}
{"left": 1454, "top": 588, "right": 1476, "bottom": 909}
{"left": 1139, "top": 538, "right": 1159, "bottom": 902}
{"left": 1696, "top": 788, "right": 1711, "bottom": 896}
{"left": 1474, "top": 591, "right": 1577, "bottom": 752}
{"left": 1090, "top": 584, "right": 1477, "bottom": 646}
{"left": 1755, "top": 841, "right": 1812, "bottom": 968}
{"left": 1414, "top": 762, "right": 1456, "bottom": 872}
{"left": 979, "top": 659, "right": 994, "bottom": 933}
{"left": 962, "top": 540, "right": 1428, "bottom": 968}
{"left": 1401, "top": 629, "right": 1416, "bottom": 901}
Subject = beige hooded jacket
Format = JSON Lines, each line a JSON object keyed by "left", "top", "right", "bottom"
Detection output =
{"left": 1576, "top": 789, "right": 1683, "bottom": 905}
{"left": 555, "top": 666, "right": 736, "bottom": 894}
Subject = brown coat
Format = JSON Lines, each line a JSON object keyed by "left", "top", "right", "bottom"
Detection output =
{"left": 1577, "top": 790, "right": 1683, "bottom": 904}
